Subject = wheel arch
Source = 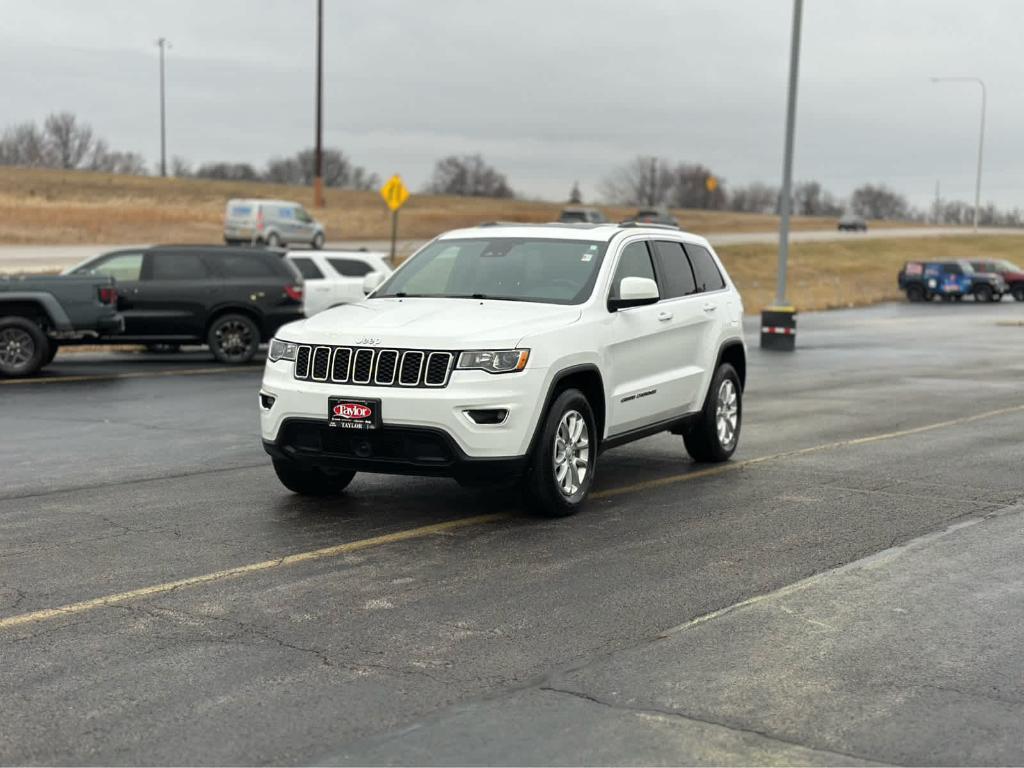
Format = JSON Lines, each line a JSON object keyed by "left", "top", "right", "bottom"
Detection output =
{"left": 204, "top": 304, "right": 266, "bottom": 340}
{"left": 527, "top": 364, "right": 607, "bottom": 455}
{"left": 715, "top": 340, "right": 746, "bottom": 391}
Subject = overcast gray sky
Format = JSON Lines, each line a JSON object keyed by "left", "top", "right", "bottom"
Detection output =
{"left": 2, "top": 0, "right": 1022, "bottom": 208}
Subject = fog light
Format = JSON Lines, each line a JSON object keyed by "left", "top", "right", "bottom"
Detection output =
{"left": 465, "top": 408, "right": 508, "bottom": 425}
{"left": 260, "top": 393, "right": 276, "bottom": 410}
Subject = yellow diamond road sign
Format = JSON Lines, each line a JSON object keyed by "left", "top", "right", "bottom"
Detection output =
{"left": 380, "top": 174, "right": 410, "bottom": 212}
{"left": 705, "top": 175, "right": 718, "bottom": 192}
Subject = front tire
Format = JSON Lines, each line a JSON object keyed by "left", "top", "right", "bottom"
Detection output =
{"left": 265, "top": 232, "right": 281, "bottom": 248}
{"left": 973, "top": 284, "right": 994, "bottom": 303}
{"left": 684, "top": 363, "right": 742, "bottom": 463}
{"left": 273, "top": 460, "right": 355, "bottom": 496}
{"left": 207, "top": 313, "right": 259, "bottom": 364}
{"left": 524, "top": 388, "right": 597, "bottom": 518}
{"left": 906, "top": 284, "right": 925, "bottom": 302}
{"left": 1012, "top": 286, "right": 1024, "bottom": 302}
{"left": 312, "top": 232, "right": 325, "bottom": 250}
{"left": 0, "top": 316, "right": 50, "bottom": 378}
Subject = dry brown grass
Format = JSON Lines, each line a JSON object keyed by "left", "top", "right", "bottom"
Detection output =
{"left": 0, "top": 166, "right": 922, "bottom": 244}
{"left": 718, "top": 235, "right": 1024, "bottom": 313}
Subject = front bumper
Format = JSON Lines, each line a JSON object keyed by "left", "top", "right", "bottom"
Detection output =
{"left": 259, "top": 357, "right": 550, "bottom": 464}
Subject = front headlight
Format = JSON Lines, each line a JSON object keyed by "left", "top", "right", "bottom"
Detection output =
{"left": 456, "top": 349, "right": 529, "bottom": 374}
{"left": 268, "top": 338, "right": 300, "bottom": 362}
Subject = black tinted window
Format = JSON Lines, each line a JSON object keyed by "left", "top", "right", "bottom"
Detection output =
{"left": 686, "top": 244, "right": 726, "bottom": 292}
{"left": 941, "top": 263, "right": 962, "bottom": 275}
{"left": 147, "top": 252, "right": 208, "bottom": 280}
{"left": 652, "top": 241, "right": 696, "bottom": 298}
{"left": 82, "top": 252, "right": 143, "bottom": 281}
{"left": 290, "top": 257, "right": 324, "bottom": 279}
{"left": 328, "top": 258, "right": 373, "bottom": 277}
{"left": 207, "top": 252, "right": 278, "bottom": 278}
{"left": 610, "top": 242, "right": 657, "bottom": 299}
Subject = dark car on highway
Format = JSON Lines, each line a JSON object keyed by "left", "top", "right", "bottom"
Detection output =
{"left": 65, "top": 245, "right": 304, "bottom": 363}
{"left": 898, "top": 259, "right": 1008, "bottom": 303}
{"left": 838, "top": 214, "right": 868, "bottom": 231}
{"left": 558, "top": 206, "right": 608, "bottom": 223}
{"left": 969, "top": 259, "right": 1024, "bottom": 301}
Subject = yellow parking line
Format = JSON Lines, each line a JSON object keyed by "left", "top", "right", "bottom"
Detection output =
{"left": 0, "top": 514, "right": 509, "bottom": 630}
{"left": 0, "top": 367, "right": 259, "bottom": 386}
{"left": 3, "top": 401, "right": 1023, "bottom": 631}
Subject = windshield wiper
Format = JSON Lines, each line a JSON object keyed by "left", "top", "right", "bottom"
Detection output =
{"left": 449, "top": 293, "right": 533, "bottom": 302}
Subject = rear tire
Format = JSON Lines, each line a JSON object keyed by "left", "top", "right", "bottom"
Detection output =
{"left": 273, "top": 460, "right": 355, "bottom": 496}
{"left": 0, "top": 316, "right": 50, "bottom": 378}
{"left": 265, "top": 232, "right": 281, "bottom": 248}
{"left": 312, "top": 232, "right": 325, "bottom": 250}
{"left": 524, "top": 388, "right": 597, "bottom": 518}
{"left": 684, "top": 363, "right": 742, "bottom": 463}
{"left": 207, "top": 313, "right": 259, "bottom": 364}
{"left": 1012, "top": 286, "right": 1024, "bottom": 302}
{"left": 973, "top": 284, "right": 994, "bottom": 303}
{"left": 906, "top": 284, "right": 925, "bottom": 302}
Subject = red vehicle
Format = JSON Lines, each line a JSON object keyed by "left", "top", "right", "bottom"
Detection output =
{"left": 970, "top": 260, "right": 1024, "bottom": 301}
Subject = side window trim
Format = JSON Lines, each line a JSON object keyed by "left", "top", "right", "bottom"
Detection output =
{"left": 652, "top": 240, "right": 699, "bottom": 302}
{"left": 605, "top": 239, "right": 661, "bottom": 306}
{"left": 683, "top": 242, "right": 728, "bottom": 294}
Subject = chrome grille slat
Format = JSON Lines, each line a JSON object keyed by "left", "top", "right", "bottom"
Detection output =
{"left": 330, "top": 347, "right": 351, "bottom": 383}
{"left": 352, "top": 348, "right": 374, "bottom": 384}
{"left": 311, "top": 346, "right": 331, "bottom": 381}
{"left": 295, "top": 346, "right": 311, "bottom": 379}
{"left": 292, "top": 345, "right": 455, "bottom": 388}
{"left": 374, "top": 350, "right": 399, "bottom": 385}
{"left": 424, "top": 351, "right": 453, "bottom": 387}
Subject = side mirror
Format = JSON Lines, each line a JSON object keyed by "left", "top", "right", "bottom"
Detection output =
{"left": 362, "top": 271, "right": 386, "bottom": 295}
{"left": 608, "top": 276, "right": 659, "bottom": 311}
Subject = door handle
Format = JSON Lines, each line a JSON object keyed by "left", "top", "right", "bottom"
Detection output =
{"left": 657, "top": 311, "right": 673, "bottom": 322}
{"left": 702, "top": 303, "right": 717, "bottom": 313}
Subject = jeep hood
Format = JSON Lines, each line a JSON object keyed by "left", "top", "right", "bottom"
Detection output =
{"left": 282, "top": 297, "right": 582, "bottom": 348}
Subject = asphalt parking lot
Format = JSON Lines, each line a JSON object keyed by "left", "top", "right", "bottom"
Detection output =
{"left": 2, "top": 301, "right": 1024, "bottom": 765}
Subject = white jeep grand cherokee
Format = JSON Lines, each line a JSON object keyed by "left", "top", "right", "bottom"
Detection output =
{"left": 260, "top": 222, "right": 745, "bottom": 517}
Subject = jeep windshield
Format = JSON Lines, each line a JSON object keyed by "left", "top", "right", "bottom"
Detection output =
{"left": 374, "top": 238, "right": 607, "bottom": 305}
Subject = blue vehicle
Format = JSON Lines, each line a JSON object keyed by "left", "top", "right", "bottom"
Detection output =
{"left": 898, "top": 259, "right": 1008, "bottom": 303}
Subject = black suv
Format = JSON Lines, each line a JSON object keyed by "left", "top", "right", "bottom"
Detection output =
{"left": 66, "top": 245, "right": 304, "bottom": 363}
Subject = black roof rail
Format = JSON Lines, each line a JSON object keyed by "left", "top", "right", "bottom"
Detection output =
{"left": 617, "top": 220, "right": 681, "bottom": 230}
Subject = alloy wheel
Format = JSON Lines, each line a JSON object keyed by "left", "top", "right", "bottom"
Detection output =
{"left": 0, "top": 327, "right": 34, "bottom": 370}
{"left": 214, "top": 320, "right": 255, "bottom": 362}
{"left": 716, "top": 379, "right": 739, "bottom": 450}
{"left": 553, "top": 409, "right": 590, "bottom": 497}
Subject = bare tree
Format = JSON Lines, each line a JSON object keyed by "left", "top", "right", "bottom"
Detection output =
{"left": 568, "top": 181, "right": 582, "bottom": 204}
{"left": 0, "top": 122, "right": 47, "bottom": 165}
{"left": 727, "top": 182, "right": 779, "bottom": 213}
{"left": 195, "top": 162, "right": 260, "bottom": 181}
{"left": 265, "top": 147, "right": 377, "bottom": 190}
{"left": 850, "top": 184, "right": 909, "bottom": 220}
{"left": 666, "top": 163, "right": 726, "bottom": 209}
{"left": 601, "top": 156, "right": 673, "bottom": 206}
{"left": 43, "top": 112, "right": 94, "bottom": 169}
{"left": 170, "top": 156, "right": 192, "bottom": 177}
{"left": 426, "top": 154, "right": 514, "bottom": 198}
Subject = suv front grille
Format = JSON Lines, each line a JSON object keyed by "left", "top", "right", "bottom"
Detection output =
{"left": 293, "top": 345, "right": 455, "bottom": 388}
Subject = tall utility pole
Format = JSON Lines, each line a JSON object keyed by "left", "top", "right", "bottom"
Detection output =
{"left": 157, "top": 37, "right": 170, "bottom": 177}
{"left": 313, "top": 0, "right": 325, "bottom": 208}
{"left": 775, "top": 0, "right": 803, "bottom": 307}
{"left": 930, "top": 77, "right": 986, "bottom": 231}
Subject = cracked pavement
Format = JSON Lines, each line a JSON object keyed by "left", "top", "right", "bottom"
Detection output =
{"left": 2, "top": 302, "right": 1024, "bottom": 765}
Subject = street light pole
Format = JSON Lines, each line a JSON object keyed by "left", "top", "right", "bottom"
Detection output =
{"left": 931, "top": 77, "right": 986, "bottom": 231}
{"left": 313, "top": 0, "right": 325, "bottom": 208}
{"left": 775, "top": 0, "right": 803, "bottom": 308}
{"left": 156, "top": 37, "right": 170, "bottom": 177}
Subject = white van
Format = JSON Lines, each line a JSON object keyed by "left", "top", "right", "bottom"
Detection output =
{"left": 224, "top": 199, "right": 326, "bottom": 249}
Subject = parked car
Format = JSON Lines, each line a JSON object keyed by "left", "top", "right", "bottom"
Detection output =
{"left": 260, "top": 222, "right": 746, "bottom": 517}
{"left": 0, "top": 274, "right": 122, "bottom": 377}
{"left": 558, "top": 206, "right": 608, "bottom": 224}
{"left": 630, "top": 207, "right": 680, "bottom": 227}
{"left": 898, "top": 259, "right": 1008, "bottom": 303}
{"left": 969, "top": 259, "right": 1024, "bottom": 301}
{"left": 224, "top": 199, "right": 326, "bottom": 249}
{"left": 64, "top": 245, "right": 304, "bottom": 363}
{"left": 838, "top": 214, "right": 868, "bottom": 232}
{"left": 286, "top": 250, "right": 393, "bottom": 316}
